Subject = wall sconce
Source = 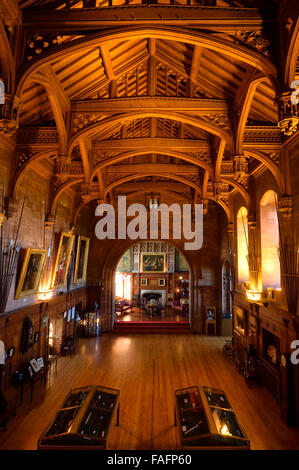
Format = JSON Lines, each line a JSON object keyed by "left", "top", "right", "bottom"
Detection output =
{"left": 37, "top": 289, "right": 53, "bottom": 302}
{"left": 246, "top": 290, "right": 262, "bottom": 302}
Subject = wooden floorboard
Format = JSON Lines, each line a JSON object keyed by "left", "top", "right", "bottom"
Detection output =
{"left": 0, "top": 334, "right": 299, "bottom": 450}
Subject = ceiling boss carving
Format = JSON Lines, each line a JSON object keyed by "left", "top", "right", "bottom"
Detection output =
{"left": 234, "top": 31, "right": 271, "bottom": 57}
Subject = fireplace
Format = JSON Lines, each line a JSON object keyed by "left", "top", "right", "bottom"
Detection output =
{"left": 140, "top": 290, "right": 166, "bottom": 307}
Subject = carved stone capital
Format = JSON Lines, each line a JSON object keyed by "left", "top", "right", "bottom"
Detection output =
{"left": 54, "top": 155, "right": 71, "bottom": 182}
{"left": 278, "top": 196, "right": 293, "bottom": 218}
{"left": 277, "top": 91, "right": 299, "bottom": 136}
{"left": 233, "top": 154, "right": 248, "bottom": 181}
{"left": 81, "top": 182, "right": 91, "bottom": 200}
{"left": 200, "top": 198, "right": 209, "bottom": 215}
{"left": 213, "top": 181, "right": 222, "bottom": 200}
{"left": 227, "top": 222, "right": 234, "bottom": 234}
{"left": 0, "top": 94, "right": 21, "bottom": 137}
{"left": 247, "top": 214, "right": 256, "bottom": 230}
{"left": 45, "top": 214, "right": 55, "bottom": 231}
{"left": 5, "top": 197, "right": 18, "bottom": 219}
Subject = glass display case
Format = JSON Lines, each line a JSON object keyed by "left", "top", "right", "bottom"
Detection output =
{"left": 38, "top": 385, "right": 120, "bottom": 449}
{"left": 83, "top": 311, "right": 101, "bottom": 337}
{"left": 174, "top": 385, "right": 249, "bottom": 449}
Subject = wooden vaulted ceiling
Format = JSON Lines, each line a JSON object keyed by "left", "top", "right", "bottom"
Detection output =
{"left": 18, "top": 0, "right": 278, "bottom": 10}
{"left": 14, "top": 2, "right": 283, "bottom": 222}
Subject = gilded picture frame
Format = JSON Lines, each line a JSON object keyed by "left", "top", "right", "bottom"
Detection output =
{"left": 15, "top": 248, "right": 47, "bottom": 299}
{"left": 74, "top": 236, "right": 90, "bottom": 284}
{"left": 52, "top": 232, "right": 75, "bottom": 288}
{"left": 140, "top": 253, "right": 166, "bottom": 273}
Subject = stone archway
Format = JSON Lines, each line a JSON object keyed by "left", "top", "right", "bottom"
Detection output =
{"left": 98, "top": 238, "right": 205, "bottom": 332}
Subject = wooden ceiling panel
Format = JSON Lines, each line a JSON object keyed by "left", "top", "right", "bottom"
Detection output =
{"left": 19, "top": 82, "right": 54, "bottom": 126}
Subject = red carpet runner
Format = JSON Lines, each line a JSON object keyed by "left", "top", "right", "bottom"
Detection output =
{"left": 113, "top": 320, "right": 192, "bottom": 334}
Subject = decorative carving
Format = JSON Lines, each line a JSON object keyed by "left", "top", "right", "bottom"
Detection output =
{"left": 213, "top": 181, "right": 222, "bottom": 200}
{"left": 25, "top": 33, "right": 64, "bottom": 62}
{"left": 72, "top": 113, "right": 102, "bottom": 134}
{"left": 233, "top": 155, "right": 248, "bottom": 181}
{"left": 277, "top": 91, "right": 299, "bottom": 136}
{"left": 54, "top": 155, "right": 71, "bottom": 182}
{"left": 200, "top": 198, "right": 209, "bottom": 215}
{"left": 5, "top": 198, "right": 18, "bottom": 219}
{"left": 234, "top": 31, "right": 270, "bottom": 57}
{"left": 16, "top": 128, "right": 59, "bottom": 145}
{"left": 81, "top": 182, "right": 91, "bottom": 201}
{"left": 17, "top": 151, "right": 33, "bottom": 168}
{"left": 206, "top": 114, "right": 230, "bottom": 131}
{"left": 0, "top": 94, "right": 21, "bottom": 136}
{"left": 244, "top": 127, "right": 282, "bottom": 143}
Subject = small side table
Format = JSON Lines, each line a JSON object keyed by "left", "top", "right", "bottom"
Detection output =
{"left": 205, "top": 319, "right": 216, "bottom": 335}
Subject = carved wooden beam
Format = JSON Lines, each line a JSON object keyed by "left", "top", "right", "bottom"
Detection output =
{"left": 71, "top": 97, "right": 228, "bottom": 114}
{"left": 22, "top": 7, "right": 266, "bottom": 32}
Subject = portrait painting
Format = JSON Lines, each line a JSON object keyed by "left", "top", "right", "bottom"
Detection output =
{"left": 141, "top": 253, "right": 166, "bottom": 273}
{"left": 158, "top": 278, "right": 166, "bottom": 287}
{"left": 116, "top": 249, "right": 131, "bottom": 273}
{"left": 52, "top": 232, "right": 75, "bottom": 288}
{"left": 74, "top": 236, "right": 90, "bottom": 284}
{"left": 141, "top": 278, "right": 148, "bottom": 286}
{"left": 15, "top": 248, "right": 47, "bottom": 299}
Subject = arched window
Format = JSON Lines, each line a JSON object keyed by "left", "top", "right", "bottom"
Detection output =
{"left": 237, "top": 207, "right": 249, "bottom": 286}
{"left": 260, "top": 190, "right": 280, "bottom": 289}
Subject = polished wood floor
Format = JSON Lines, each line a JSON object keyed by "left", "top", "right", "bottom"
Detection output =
{"left": 1, "top": 334, "right": 299, "bottom": 450}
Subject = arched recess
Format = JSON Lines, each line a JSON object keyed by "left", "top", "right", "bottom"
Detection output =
{"left": 235, "top": 76, "right": 267, "bottom": 155}
{"left": 97, "top": 237, "right": 199, "bottom": 331}
{"left": 260, "top": 190, "right": 280, "bottom": 290}
{"left": 221, "top": 177, "right": 249, "bottom": 207}
{"left": 13, "top": 150, "right": 58, "bottom": 198}
{"left": 243, "top": 149, "right": 284, "bottom": 193}
{"left": 236, "top": 206, "right": 249, "bottom": 287}
{"left": 89, "top": 150, "right": 213, "bottom": 181}
{"left": 69, "top": 111, "right": 232, "bottom": 156}
{"left": 16, "top": 26, "right": 278, "bottom": 98}
{"left": 49, "top": 178, "right": 83, "bottom": 215}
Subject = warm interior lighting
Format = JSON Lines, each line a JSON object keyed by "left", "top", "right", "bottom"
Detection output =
{"left": 115, "top": 273, "right": 132, "bottom": 300}
{"left": 260, "top": 191, "right": 280, "bottom": 289}
{"left": 37, "top": 288, "right": 53, "bottom": 301}
{"left": 237, "top": 207, "right": 249, "bottom": 285}
{"left": 220, "top": 424, "right": 232, "bottom": 436}
{"left": 246, "top": 290, "right": 261, "bottom": 302}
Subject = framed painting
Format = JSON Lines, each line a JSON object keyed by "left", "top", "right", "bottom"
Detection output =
{"left": 52, "top": 232, "right": 75, "bottom": 288}
{"left": 140, "top": 253, "right": 166, "bottom": 273}
{"left": 158, "top": 278, "right": 166, "bottom": 287}
{"left": 15, "top": 248, "right": 47, "bottom": 299}
{"left": 116, "top": 249, "right": 132, "bottom": 273}
{"left": 74, "top": 236, "right": 90, "bottom": 284}
{"left": 29, "top": 358, "right": 40, "bottom": 374}
{"left": 234, "top": 306, "right": 246, "bottom": 336}
{"left": 141, "top": 278, "right": 148, "bottom": 286}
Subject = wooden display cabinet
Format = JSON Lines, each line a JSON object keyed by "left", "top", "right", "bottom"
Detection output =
{"left": 174, "top": 385, "right": 250, "bottom": 449}
{"left": 38, "top": 385, "right": 120, "bottom": 450}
